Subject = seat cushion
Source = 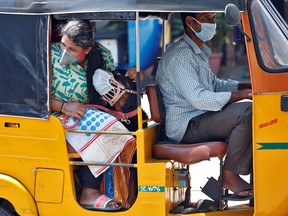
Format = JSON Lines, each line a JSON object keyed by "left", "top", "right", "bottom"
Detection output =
{"left": 153, "top": 141, "right": 227, "bottom": 164}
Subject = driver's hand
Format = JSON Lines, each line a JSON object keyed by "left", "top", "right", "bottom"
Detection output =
{"left": 125, "top": 66, "right": 143, "bottom": 82}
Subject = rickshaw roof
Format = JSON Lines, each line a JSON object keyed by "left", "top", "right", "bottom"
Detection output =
{"left": 0, "top": 0, "right": 245, "bottom": 14}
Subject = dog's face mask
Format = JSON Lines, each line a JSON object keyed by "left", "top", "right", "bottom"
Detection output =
{"left": 93, "top": 69, "right": 136, "bottom": 106}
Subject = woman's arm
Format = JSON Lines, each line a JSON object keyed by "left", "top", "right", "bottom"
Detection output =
{"left": 51, "top": 98, "right": 66, "bottom": 113}
{"left": 52, "top": 98, "right": 86, "bottom": 120}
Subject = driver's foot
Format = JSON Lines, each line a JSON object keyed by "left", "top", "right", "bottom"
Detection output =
{"left": 223, "top": 169, "right": 253, "bottom": 197}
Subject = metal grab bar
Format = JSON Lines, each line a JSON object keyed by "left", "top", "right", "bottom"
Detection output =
{"left": 67, "top": 129, "right": 134, "bottom": 135}
{"left": 69, "top": 161, "right": 137, "bottom": 168}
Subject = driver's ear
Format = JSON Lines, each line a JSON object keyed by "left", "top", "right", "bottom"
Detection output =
{"left": 189, "top": 16, "right": 202, "bottom": 32}
{"left": 186, "top": 16, "right": 194, "bottom": 28}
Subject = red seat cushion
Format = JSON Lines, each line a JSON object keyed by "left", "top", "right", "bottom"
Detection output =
{"left": 153, "top": 141, "right": 227, "bottom": 163}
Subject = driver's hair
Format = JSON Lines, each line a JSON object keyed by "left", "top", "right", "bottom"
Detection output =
{"left": 180, "top": 13, "right": 197, "bottom": 30}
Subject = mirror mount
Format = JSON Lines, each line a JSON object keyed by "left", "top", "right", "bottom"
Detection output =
{"left": 225, "top": 3, "right": 251, "bottom": 42}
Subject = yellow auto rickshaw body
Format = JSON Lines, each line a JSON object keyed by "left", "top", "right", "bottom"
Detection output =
{"left": 0, "top": 0, "right": 288, "bottom": 215}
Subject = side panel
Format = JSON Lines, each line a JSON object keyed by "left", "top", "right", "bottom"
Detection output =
{"left": 0, "top": 116, "right": 78, "bottom": 215}
{"left": 35, "top": 169, "right": 64, "bottom": 203}
{"left": 253, "top": 94, "right": 288, "bottom": 215}
{"left": 244, "top": 0, "right": 288, "bottom": 215}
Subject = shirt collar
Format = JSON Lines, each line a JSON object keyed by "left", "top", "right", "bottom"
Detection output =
{"left": 183, "top": 33, "right": 212, "bottom": 56}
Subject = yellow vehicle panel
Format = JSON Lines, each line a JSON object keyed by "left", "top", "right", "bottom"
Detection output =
{"left": 253, "top": 94, "right": 288, "bottom": 215}
{"left": 0, "top": 0, "right": 288, "bottom": 215}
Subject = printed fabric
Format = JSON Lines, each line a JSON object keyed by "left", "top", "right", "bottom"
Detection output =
{"left": 64, "top": 108, "right": 135, "bottom": 178}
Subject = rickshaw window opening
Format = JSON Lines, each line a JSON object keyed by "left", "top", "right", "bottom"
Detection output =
{"left": 260, "top": 0, "right": 288, "bottom": 37}
{"left": 248, "top": 0, "right": 288, "bottom": 73}
{"left": 4, "top": 122, "right": 20, "bottom": 128}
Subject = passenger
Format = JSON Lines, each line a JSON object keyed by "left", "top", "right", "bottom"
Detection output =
{"left": 156, "top": 12, "right": 253, "bottom": 200}
{"left": 51, "top": 19, "right": 135, "bottom": 210}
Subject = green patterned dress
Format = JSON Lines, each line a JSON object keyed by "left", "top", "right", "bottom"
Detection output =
{"left": 51, "top": 42, "right": 115, "bottom": 105}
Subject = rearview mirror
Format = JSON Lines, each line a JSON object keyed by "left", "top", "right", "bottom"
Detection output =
{"left": 224, "top": 3, "right": 241, "bottom": 26}
{"left": 224, "top": 3, "right": 251, "bottom": 41}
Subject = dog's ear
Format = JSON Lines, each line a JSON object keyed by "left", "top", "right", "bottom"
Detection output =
{"left": 113, "top": 70, "right": 136, "bottom": 91}
{"left": 113, "top": 69, "right": 127, "bottom": 76}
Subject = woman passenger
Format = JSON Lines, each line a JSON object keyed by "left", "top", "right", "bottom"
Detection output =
{"left": 51, "top": 19, "right": 134, "bottom": 211}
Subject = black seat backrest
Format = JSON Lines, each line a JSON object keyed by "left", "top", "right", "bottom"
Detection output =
{"left": 145, "top": 84, "right": 166, "bottom": 123}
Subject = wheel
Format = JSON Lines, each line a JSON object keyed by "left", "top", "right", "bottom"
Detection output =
{"left": 0, "top": 206, "right": 15, "bottom": 216}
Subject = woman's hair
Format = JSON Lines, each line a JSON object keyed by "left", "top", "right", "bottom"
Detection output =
{"left": 86, "top": 43, "right": 107, "bottom": 104}
{"left": 60, "top": 19, "right": 95, "bottom": 49}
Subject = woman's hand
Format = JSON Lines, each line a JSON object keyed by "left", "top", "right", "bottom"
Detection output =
{"left": 62, "top": 101, "right": 87, "bottom": 120}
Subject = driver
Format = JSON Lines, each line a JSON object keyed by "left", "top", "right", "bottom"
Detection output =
{"left": 156, "top": 12, "right": 253, "bottom": 201}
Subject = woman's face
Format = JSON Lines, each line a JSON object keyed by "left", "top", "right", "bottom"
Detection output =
{"left": 60, "top": 35, "right": 88, "bottom": 62}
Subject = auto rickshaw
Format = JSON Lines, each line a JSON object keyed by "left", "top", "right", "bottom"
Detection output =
{"left": 0, "top": 0, "right": 288, "bottom": 215}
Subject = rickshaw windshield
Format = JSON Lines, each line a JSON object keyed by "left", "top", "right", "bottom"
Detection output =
{"left": 249, "top": 0, "right": 288, "bottom": 72}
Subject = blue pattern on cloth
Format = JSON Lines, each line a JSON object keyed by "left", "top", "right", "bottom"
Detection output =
{"left": 65, "top": 108, "right": 135, "bottom": 178}
{"left": 76, "top": 109, "right": 110, "bottom": 135}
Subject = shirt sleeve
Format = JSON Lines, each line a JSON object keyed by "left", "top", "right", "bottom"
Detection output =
{"left": 166, "top": 50, "right": 231, "bottom": 112}
{"left": 212, "top": 75, "right": 239, "bottom": 92}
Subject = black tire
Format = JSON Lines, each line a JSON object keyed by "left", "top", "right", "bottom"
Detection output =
{"left": 0, "top": 206, "right": 15, "bottom": 216}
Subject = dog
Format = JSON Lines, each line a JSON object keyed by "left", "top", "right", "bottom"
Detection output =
{"left": 93, "top": 68, "right": 149, "bottom": 207}
{"left": 93, "top": 68, "right": 148, "bottom": 131}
